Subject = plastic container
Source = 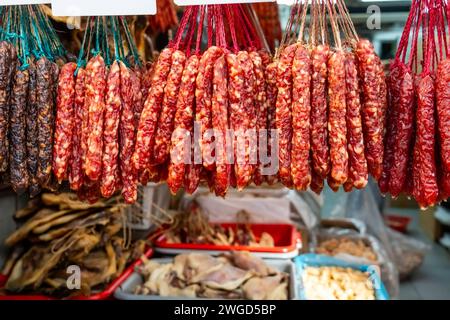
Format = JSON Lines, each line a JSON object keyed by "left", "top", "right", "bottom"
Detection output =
{"left": 0, "top": 248, "right": 153, "bottom": 300}
{"left": 294, "top": 253, "right": 389, "bottom": 300}
{"left": 127, "top": 183, "right": 170, "bottom": 230}
{"left": 384, "top": 214, "right": 411, "bottom": 233}
{"left": 114, "top": 257, "right": 298, "bottom": 300}
{"left": 154, "top": 223, "right": 301, "bottom": 259}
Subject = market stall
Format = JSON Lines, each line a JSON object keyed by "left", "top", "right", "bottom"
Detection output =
{"left": 0, "top": 0, "right": 449, "bottom": 302}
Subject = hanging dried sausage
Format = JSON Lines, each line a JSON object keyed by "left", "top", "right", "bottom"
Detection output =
{"left": 291, "top": 45, "right": 312, "bottom": 190}
{"left": 275, "top": 44, "right": 297, "bottom": 188}
{"left": 85, "top": 55, "right": 107, "bottom": 182}
{"left": 36, "top": 57, "right": 54, "bottom": 187}
{"left": 389, "top": 64, "right": 415, "bottom": 197}
{"left": 250, "top": 51, "right": 267, "bottom": 186}
{"left": 53, "top": 62, "right": 77, "bottom": 183}
{"left": 154, "top": 50, "right": 186, "bottom": 165}
{"left": 133, "top": 48, "right": 173, "bottom": 172}
{"left": 344, "top": 52, "right": 368, "bottom": 189}
{"left": 328, "top": 50, "right": 348, "bottom": 185}
{"left": 120, "top": 62, "right": 138, "bottom": 203}
{"left": 356, "top": 39, "right": 384, "bottom": 180}
{"left": 100, "top": 61, "right": 122, "bottom": 198}
{"left": 237, "top": 51, "right": 257, "bottom": 189}
{"left": 413, "top": 74, "right": 438, "bottom": 208}
{"left": 167, "top": 55, "right": 199, "bottom": 195}
{"left": 10, "top": 68, "right": 30, "bottom": 192}
{"left": 212, "top": 54, "right": 230, "bottom": 197}
{"left": 26, "top": 60, "right": 40, "bottom": 196}
{"left": 69, "top": 67, "right": 86, "bottom": 191}
{"left": 0, "top": 41, "right": 13, "bottom": 173}
{"left": 264, "top": 61, "right": 278, "bottom": 185}
{"left": 196, "top": 46, "right": 223, "bottom": 172}
{"left": 436, "top": 58, "right": 450, "bottom": 173}
{"left": 310, "top": 45, "right": 330, "bottom": 179}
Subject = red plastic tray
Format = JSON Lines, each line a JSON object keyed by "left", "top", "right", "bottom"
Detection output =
{"left": 385, "top": 214, "right": 412, "bottom": 233}
{"left": 154, "top": 223, "right": 301, "bottom": 258}
{"left": 0, "top": 247, "right": 153, "bottom": 300}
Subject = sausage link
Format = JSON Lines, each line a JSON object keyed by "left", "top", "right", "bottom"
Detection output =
{"left": 356, "top": 39, "right": 384, "bottom": 180}
{"left": 389, "top": 64, "right": 415, "bottom": 197}
{"left": 167, "top": 55, "right": 199, "bottom": 195}
{"left": 196, "top": 46, "right": 223, "bottom": 171}
{"left": 291, "top": 45, "right": 312, "bottom": 190}
{"left": 275, "top": 44, "right": 297, "bottom": 188}
{"left": 133, "top": 48, "right": 173, "bottom": 172}
{"left": 26, "top": 61, "right": 41, "bottom": 196}
{"left": 250, "top": 51, "right": 268, "bottom": 186}
{"left": 10, "top": 68, "right": 30, "bottom": 191}
{"left": 100, "top": 61, "right": 122, "bottom": 197}
{"left": 236, "top": 51, "right": 257, "bottom": 189}
{"left": 378, "top": 62, "right": 402, "bottom": 193}
{"left": 328, "top": 50, "right": 348, "bottom": 185}
{"left": 345, "top": 52, "right": 368, "bottom": 189}
{"left": 36, "top": 57, "right": 55, "bottom": 186}
{"left": 264, "top": 61, "right": 278, "bottom": 185}
{"left": 212, "top": 55, "right": 230, "bottom": 197}
{"left": 53, "top": 62, "right": 77, "bottom": 183}
{"left": 413, "top": 74, "right": 438, "bottom": 208}
{"left": 154, "top": 50, "right": 186, "bottom": 164}
{"left": 85, "top": 55, "right": 107, "bottom": 182}
{"left": 69, "top": 68, "right": 86, "bottom": 191}
{"left": 131, "top": 68, "right": 143, "bottom": 129}
{"left": 310, "top": 45, "right": 330, "bottom": 179}
{"left": 436, "top": 58, "right": 450, "bottom": 172}
{"left": 0, "top": 41, "right": 13, "bottom": 173}
{"left": 226, "top": 53, "right": 246, "bottom": 189}
{"left": 120, "top": 62, "right": 138, "bottom": 203}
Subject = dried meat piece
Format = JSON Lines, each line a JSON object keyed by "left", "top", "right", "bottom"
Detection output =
{"left": 69, "top": 68, "right": 86, "bottom": 191}
{"left": 436, "top": 58, "right": 450, "bottom": 173}
{"left": 0, "top": 41, "right": 13, "bottom": 173}
{"left": 356, "top": 39, "right": 384, "bottom": 180}
{"left": 154, "top": 50, "right": 186, "bottom": 164}
{"left": 291, "top": 45, "right": 311, "bottom": 191}
{"left": 328, "top": 50, "right": 348, "bottom": 185}
{"left": 413, "top": 74, "right": 438, "bottom": 208}
{"left": 133, "top": 48, "right": 173, "bottom": 172}
{"left": 344, "top": 52, "right": 368, "bottom": 189}
{"left": 167, "top": 55, "right": 199, "bottom": 195}
{"left": 196, "top": 46, "right": 223, "bottom": 171}
{"left": 275, "top": 44, "right": 297, "bottom": 188}
{"left": 310, "top": 169, "right": 324, "bottom": 195}
{"left": 53, "top": 62, "right": 77, "bottom": 183}
{"left": 36, "top": 57, "right": 55, "bottom": 187}
{"left": 310, "top": 45, "right": 330, "bottom": 179}
{"left": 10, "top": 68, "right": 30, "bottom": 192}
{"left": 212, "top": 55, "right": 230, "bottom": 197}
{"left": 250, "top": 51, "right": 268, "bottom": 186}
{"left": 26, "top": 60, "right": 41, "bottom": 196}
{"left": 120, "top": 62, "right": 138, "bottom": 203}
{"left": 389, "top": 64, "right": 415, "bottom": 197}
{"left": 264, "top": 60, "right": 278, "bottom": 185}
{"left": 236, "top": 51, "right": 258, "bottom": 189}
{"left": 100, "top": 61, "right": 122, "bottom": 198}
{"left": 85, "top": 55, "right": 107, "bottom": 182}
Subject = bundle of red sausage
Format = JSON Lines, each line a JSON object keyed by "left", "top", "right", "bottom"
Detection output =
{"left": 133, "top": 4, "right": 274, "bottom": 197}
{"left": 0, "top": 5, "right": 69, "bottom": 195}
{"left": 380, "top": 0, "right": 450, "bottom": 208}
{"left": 273, "top": 0, "right": 387, "bottom": 194}
{"left": 53, "top": 17, "right": 153, "bottom": 203}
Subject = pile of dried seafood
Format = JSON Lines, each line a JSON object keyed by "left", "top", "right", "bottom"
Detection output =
{"left": 1, "top": 193, "right": 146, "bottom": 297}
{"left": 135, "top": 252, "right": 288, "bottom": 300}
